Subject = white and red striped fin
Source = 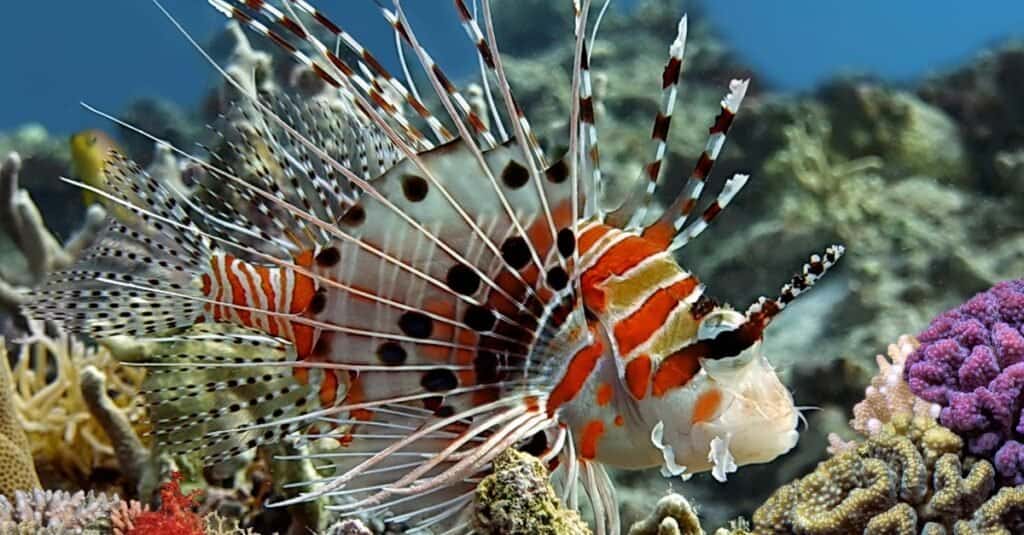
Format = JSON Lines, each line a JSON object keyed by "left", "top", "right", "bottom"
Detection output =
{"left": 607, "top": 14, "right": 688, "bottom": 229}
{"left": 668, "top": 172, "right": 750, "bottom": 251}
{"left": 452, "top": 0, "right": 511, "bottom": 142}
{"left": 207, "top": 0, "right": 438, "bottom": 153}
{"left": 642, "top": 79, "right": 749, "bottom": 248}
{"left": 745, "top": 244, "right": 845, "bottom": 325}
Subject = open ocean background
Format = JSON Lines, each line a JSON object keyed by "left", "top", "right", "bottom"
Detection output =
{"left": 3, "top": 1, "right": 1024, "bottom": 134}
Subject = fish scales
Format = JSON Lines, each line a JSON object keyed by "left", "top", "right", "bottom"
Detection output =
{"left": 24, "top": 1, "right": 845, "bottom": 533}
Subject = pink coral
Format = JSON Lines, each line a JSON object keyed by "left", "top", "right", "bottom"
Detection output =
{"left": 851, "top": 335, "right": 940, "bottom": 436}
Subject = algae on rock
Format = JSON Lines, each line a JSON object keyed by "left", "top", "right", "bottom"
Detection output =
{"left": 474, "top": 448, "right": 590, "bottom": 535}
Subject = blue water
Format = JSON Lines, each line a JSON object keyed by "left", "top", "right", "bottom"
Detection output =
{"left": 3, "top": 1, "right": 1024, "bottom": 134}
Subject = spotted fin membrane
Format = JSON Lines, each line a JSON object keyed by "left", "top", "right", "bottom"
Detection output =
{"left": 24, "top": 1, "right": 844, "bottom": 534}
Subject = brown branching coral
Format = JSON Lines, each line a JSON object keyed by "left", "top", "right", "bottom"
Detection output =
{"left": 0, "top": 152, "right": 104, "bottom": 313}
{"left": 749, "top": 416, "right": 999, "bottom": 534}
{"left": 9, "top": 321, "right": 148, "bottom": 486}
{"left": 0, "top": 342, "right": 38, "bottom": 497}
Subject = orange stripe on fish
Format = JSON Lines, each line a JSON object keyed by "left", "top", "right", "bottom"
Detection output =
{"left": 581, "top": 234, "right": 662, "bottom": 312}
{"left": 613, "top": 277, "right": 697, "bottom": 356}
{"left": 692, "top": 389, "right": 723, "bottom": 424}
{"left": 580, "top": 420, "right": 605, "bottom": 459}
{"left": 625, "top": 354, "right": 652, "bottom": 400}
{"left": 652, "top": 344, "right": 705, "bottom": 397}
{"left": 547, "top": 332, "right": 605, "bottom": 416}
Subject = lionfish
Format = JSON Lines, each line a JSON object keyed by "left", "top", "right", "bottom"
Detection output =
{"left": 26, "top": 1, "right": 843, "bottom": 533}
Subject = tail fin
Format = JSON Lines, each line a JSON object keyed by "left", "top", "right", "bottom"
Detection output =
{"left": 23, "top": 152, "right": 212, "bottom": 338}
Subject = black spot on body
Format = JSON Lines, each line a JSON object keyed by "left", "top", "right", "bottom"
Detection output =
{"left": 546, "top": 266, "right": 569, "bottom": 291}
{"left": 464, "top": 305, "right": 497, "bottom": 332}
{"left": 501, "top": 236, "right": 531, "bottom": 269}
{"left": 446, "top": 263, "right": 481, "bottom": 295}
{"left": 340, "top": 204, "right": 365, "bottom": 226}
{"left": 315, "top": 246, "right": 341, "bottom": 267}
{"left": 399, "top": 311, "right": 433, "bottom": 338}
{"left": 545, "top": 160, "right": 569, "bottom": 183}
{"left": 377, "top": 342, "right": 407, "bottom": 365}
{"left": 474, "top": 351, "right": 500, "bottom": 383}
{"left": 519, "top": 431, "right": 548, "bottom": 456}
{"left": 434, "top": 405, "right": 455, "bottom": 418}
{"left": 422, "top": 368, "right": 458, "bottom": 391}
{"left": 501, "top": 160, "right": 529, "bottom": 189}
{"left": 308, "top": 290, "right": 327, "bottom": 314}
{"left": 557, "top": 228, "right": 575, "bottom": 257}
{"left": 402, "top": 174, "right": 429, "bottom": 202}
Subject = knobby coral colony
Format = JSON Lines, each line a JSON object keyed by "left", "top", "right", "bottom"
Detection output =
{"left": 905, "top": 279, "right": 1024, "bottom": 485}
{"left": 24, "top": 1, "right": 843, "bottom": 533}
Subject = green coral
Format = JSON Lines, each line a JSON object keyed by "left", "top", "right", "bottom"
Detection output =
{"left": 748, "top": 416, "right": 1000, "bottom": 534}
{"left": 474, "top": 449, "right": 589, "bottom": 535}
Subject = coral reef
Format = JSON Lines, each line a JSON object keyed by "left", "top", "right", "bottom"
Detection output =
{"left": 0, "top": 340, "right": 39, "bottom": 497}
{"left": 851, "top": 335, "right": 941, "bottom": 438}
{"left": 748, "top": 415, "right": 998, "bottom": 534}
{"left": 474, "top": 448, "right": 590, "bottom": 535}
{"left": 0, "top": 488, "right": 118, "bottom": 534}
{"left": 0, "top": 152, "right": 104, "bottom": 314}
{"left": 904, "top": 279, "right": 1024, "bottom": 485}
{"left": 9, "top": 321, "right": 148, "bottom": 489}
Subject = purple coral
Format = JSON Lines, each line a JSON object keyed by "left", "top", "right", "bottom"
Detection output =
{"left": 905, "top": 279, "right": 1024, "bottom": 484}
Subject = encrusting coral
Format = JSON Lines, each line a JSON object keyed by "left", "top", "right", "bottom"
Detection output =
{"left": 0, "top": 341, "right": 39, "bottom": 497}
{"left": 474, "top": 448, "right": 590, "bottom": 535}
{"left": 904, "top": 279, "right": 1024, "bottom": 485}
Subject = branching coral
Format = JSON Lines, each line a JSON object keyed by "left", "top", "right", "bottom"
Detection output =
{"left": 474, "top": 448, "right": 590, "bottom": 535}
{"left": 852, "top": 335, "right": 941, "bottom": 437}
{"left": 0, "top": 488, "right": 119, "bottom": 534}
{"left": 9, "top": 321, "right": 148, "bottom": 486}
{"left": 749, "top": 416, "right": 1000, "bottom": 534}
{"left": 904, "top": 279, "right": 1024, "bottom": 484}
{"left": 0, "top": 152, "right": 105, "bottom": 313}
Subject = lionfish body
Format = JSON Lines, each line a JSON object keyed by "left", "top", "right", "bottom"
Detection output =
{"left": 27, "top": 1, "right": 843, "bottom": 532}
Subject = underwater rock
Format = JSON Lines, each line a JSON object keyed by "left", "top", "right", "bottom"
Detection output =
{"left": 0, "top": 342, "right": 39, "bottom": 497}
{"left": 749, "top": 416, "right": 997, "bottom": 534}
{"left": 628, "top": 492, "right": 704, "bottom": 535}
{"left": 918, "top": 42, "right": 1024, "bottom": 195}
{"left": 904, "top": 279, "right": 1024, "bottom": 486}
{"left": 821, "top": 80, "right": 968, "bottom": 185}
{"left": 474, "top": 448, "right": 590, "bottom": 535}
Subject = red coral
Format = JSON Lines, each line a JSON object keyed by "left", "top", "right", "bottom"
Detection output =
{"left": 127, "top": 472, "right": 205, "bottom": 535}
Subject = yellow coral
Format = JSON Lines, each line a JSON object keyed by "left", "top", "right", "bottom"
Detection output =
{"left": 0, "top": 343, "right": 39, "bottom": 497}
{"left": 10, "top": 321, "right": 148, "bottom": 483}
{"left": 750, "top": 418, "right": 1002, "bottom": 535}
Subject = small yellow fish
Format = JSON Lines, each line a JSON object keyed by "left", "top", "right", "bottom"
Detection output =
{"left": 69, "top": 129, "right": 134, "bottom": 222}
